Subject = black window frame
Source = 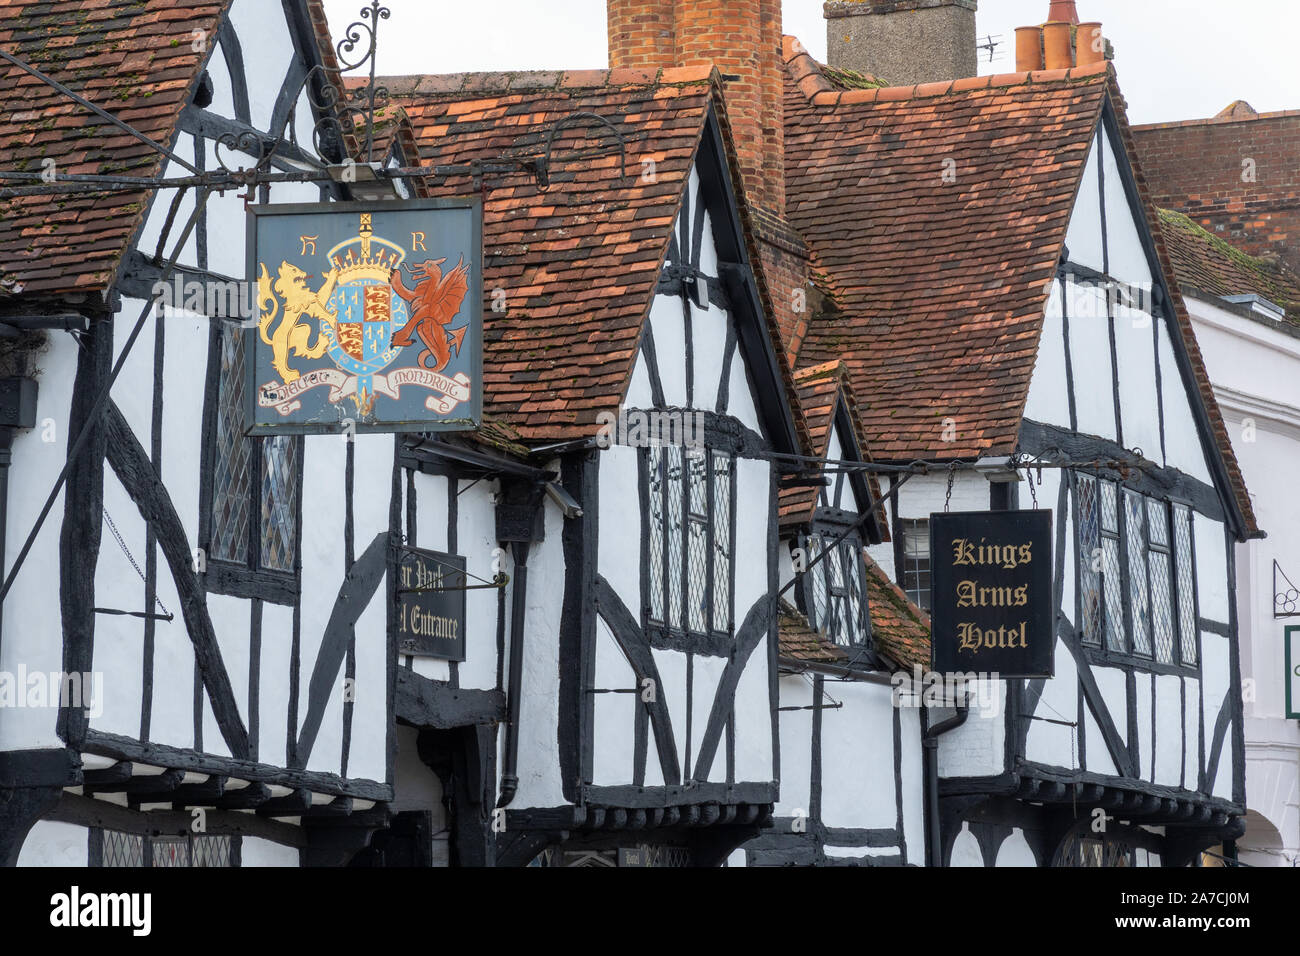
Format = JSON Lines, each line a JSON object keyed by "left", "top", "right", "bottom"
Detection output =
{"left": 798, "top": 526, "right": 873, "bottom": 650}
{"left": 198, "top": 318, "right": 302, "bottom": 605}
{"left": 899, "top": 517, "right": 931, "bottom": 612}
{"left": 1073, "top": 470, "right": 1200, "bottom": 674}
{"left": 639, "top": 441, "right": 737, "bottom": 656}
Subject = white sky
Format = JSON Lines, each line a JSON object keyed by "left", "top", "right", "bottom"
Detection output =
{"left": 323, "top": 0, "right": 1299, "bottom": 125}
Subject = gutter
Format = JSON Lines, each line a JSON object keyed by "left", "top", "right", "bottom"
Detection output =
{"left": 922, "top": 698, "right": 969, "bottom": 868}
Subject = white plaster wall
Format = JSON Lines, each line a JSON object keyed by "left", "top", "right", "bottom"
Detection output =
{"left": 1154, "top": 674, "right": 1183, "bottom": 787}
{"left": 1157, "top": 318, "right": 1212, "bottom": 481}
{"left": 591, "top": 619, "right": 635, "bottom": 786}
{"left": 240, "top": 837, "right": 301, "bottom": 867}
{"left": 1194, "top": 515, "right": 1229, "bottom": 624}
{"left": 691, "top": 653, "right": 727, "bottom": 781}
{"left": 648, "top": 293, "right": 687, "bottom": 407}
{"left": 994, "top": 830, "right": 1036, "bottom": 867}
{"left": 733, "top": 637, "right": 773, "bottom": 783}
{"left": 1068, "top": 286, "right": 1118, "bottom": 442}
{"left": 935, "top": 683, "right": 1004, "bottom": 779}
{"left": 1135, "top": 670, "right": 1153, "bottom": 781}
{"left": 1100, "top": 128, "right": 1153, "bottom": 289}
{"left": 819, "top": 681, "right": 898, "bottom": 831}
{"left": 511, "top": 501, "right": 567, "bottom": 809}
{"left": 1, "top": 332, "right": 78, "bottom": 751}
{"left": 17, "top": 822, "right": 88, "bottom": 867}
{"left": 1025, "top": 637, "right": 1078, "bottom": 768}
{"left": 1065, "top": 134, "right": 1104, "bottom": 274}
{"left": 258, "top": 600, "right": 295, "bottom": 767}
{"left": 949, "top": 823, "right": 984, "bottom": 866}
{"left": 456, "top": 479, "right": 502, "bottom": 692}
{"left": 1023, "top": 280, "right": 1071, "bottom": 429}
{"left": 227, "top": 0, "right": 295, "bottom": 133}
{"left": 1113, "top": 303, "right": 1162, "bottom": 460}
{"left": 1183, "top": 675, "right": 1201, "bottom": 791}
{"left": 774, "top": 675, "right": 813, "bottom": 816}
{"left": 898, "top": 707, "right": 925, "bottom": 864}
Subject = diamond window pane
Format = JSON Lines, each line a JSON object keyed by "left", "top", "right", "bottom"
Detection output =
{"left": 1174, "top": 506, "right": 1198, "bottom": 665}
{"left": 647, "top": 447, "right": 665, "bottom": 623}
{"left": 189, "top": 835, "right": 233, "bottom": 867}
{"left": 1100, "top": 480, "right": 1118, "bottom": 534}
{"left": 687, "top": 518, "right": 708, "bottom": 634}
{"left": 152, "top": 838, "right": 191, "bottom": 868}
{"left": 687, "top": 449, "right": 707, "bottom": 516}
{"left": 1125, "top": 491, "right": 1151, "bottom": 656}
{"left": 211, "top": 327, "right": 251, "bottom": 563}
{"left": 102, "top": 831, "right": 145, "bottom": 867}
{"left": 665, "top": 446, "right": 683, "bottom": 630}
{"left": 1077, "top": 475, "right": 1102, "bottom": 645}
{"left": 259, "top": 435, "right": 299, "bottom": 571}
{"left": 844, "top": 544, "right": 866, "bottom": 645}
{"left": 1149, "top": 549, "right": 1175, "bottom": 664}
{"left": 810, "top": 536, "right": 829, "bottom": 632}
{"left": 711, "top": 452, "right": 731, "bottom": 631}
{"left": 1146, "top": 499, "right": 1169, "bottom": 546}
{"left": 1102, "top": 537, "right": 1126, "bottom": 652}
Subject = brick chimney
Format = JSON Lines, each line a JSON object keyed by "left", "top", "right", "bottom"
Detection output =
{"left": 823, "top": 0, "right": 977, "bottom": 86}
{"left": 607, "top": 0, "right": 784, "bottom": 218}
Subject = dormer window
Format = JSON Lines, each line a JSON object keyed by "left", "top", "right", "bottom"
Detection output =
{"left": 802, "top": 532, "right": 871, "bottom": 648}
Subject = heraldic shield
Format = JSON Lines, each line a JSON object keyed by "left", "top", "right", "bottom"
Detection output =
{"left": 246, "top": 199, "right": 482, "bottom": 434}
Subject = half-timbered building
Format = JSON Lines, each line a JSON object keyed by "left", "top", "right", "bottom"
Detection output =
{"left": 743, "top": 361, "right": 931, "bottom": 866}
{"left": 0, "top": 0, "right": 464, "bottom": 867}
{"left": 385, "top": 65, "right": 821, "bottom": 867}
{"left": 782, "top": 4, "right": 1259, "bottom": 866}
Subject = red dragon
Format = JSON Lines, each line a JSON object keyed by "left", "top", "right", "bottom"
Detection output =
{"left": 388, "top": 256, "right": 470, "bottom": 372}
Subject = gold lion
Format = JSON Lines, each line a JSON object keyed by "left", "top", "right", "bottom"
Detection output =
{"left": 257, "top": 261, "right": 339, "bottom": 383}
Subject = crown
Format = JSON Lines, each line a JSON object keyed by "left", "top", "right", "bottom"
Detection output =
{"left": 327, "top": 213, "right": 407, "bottom": 283}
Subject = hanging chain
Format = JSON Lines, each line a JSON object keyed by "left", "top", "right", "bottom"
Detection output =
{"left": 944, "top": 462, "right": 957, "bottom": 512}
{"left": 102, "top": 508, "right": 172, "bottom": 618}
{"left": 1027, "top": 463, "right": 1039, "bottom": 509}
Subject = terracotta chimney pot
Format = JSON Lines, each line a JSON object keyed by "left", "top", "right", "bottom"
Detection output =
{"left": 1076, "top": 22, "right": 1105, "bottom": 65}
{"left": 1047, "top": 0, "right": 1080, "bottom": 25}
{"left": 1042, "top": 21, "right": 1074, "bottom": 70}
{"left": 1015, "top": 26, "right": 1044, "bottom": 72}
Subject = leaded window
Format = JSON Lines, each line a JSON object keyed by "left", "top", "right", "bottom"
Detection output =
{"left": 97, "top": 829, "right": 236, "bottom": 867}
{"left": 644, "top": 444, "right": 735, "bottom": 638}
{"left": 1075, "top": 473, "right": 1199, "bottom": 669}
{"left": 900, "top": 518, "right": 931, "bottom": 611}
{"left": 803, "top": 533, "right": 870, "bottom": 647}
{"left": 207, "top": 323, "right": 300, "bottom": 578}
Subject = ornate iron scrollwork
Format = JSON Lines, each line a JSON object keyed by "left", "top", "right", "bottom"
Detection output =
{"left": 215, "top": 1, "right": 392, "bottom": 174}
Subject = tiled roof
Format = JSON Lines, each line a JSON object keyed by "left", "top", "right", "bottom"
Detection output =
{"left": 387, "top": 68, "right": 717, "bottom": 440}
{"left": 389, "top": 67, "right": 812, "bottom": 448}
{"left": 777, "top": 549, "right": 930, "bottom": 674}
{"left": 781, "top": 38, "right": 1259, "bottom": 538}
{"left": 778, "top": 601, "right": 848, "bottom": 665}
{"left": 1158, "top": 208, "right": 1300, "bottom": 322}
{"left": 779, "top": 360, "right": 886, "bottom": 535}
{"left": 862, "top": 551, "right": 930, "bottom": 672}
{"left": 0, "top": 0, "right": 228, "bottom": 300}
{"left": 784, "top": 37, "right": 1110, "bottom": 462}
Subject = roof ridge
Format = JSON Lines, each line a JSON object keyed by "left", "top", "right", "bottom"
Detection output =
{"left": 374, "top": 66, "right": 718, "bottom": 98}
{"left": 1132, "top": 107, "right": 1300, "bottom": 131}
{"left": 808, "top": 62, "right": 1113, "bottom": 107}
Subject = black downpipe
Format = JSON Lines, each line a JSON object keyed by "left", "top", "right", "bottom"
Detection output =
{"left": 496, "top": 539, "right": 531, "bottom": 808}
{"left": 922, "top": 701, "right": 968, "bottom": 867}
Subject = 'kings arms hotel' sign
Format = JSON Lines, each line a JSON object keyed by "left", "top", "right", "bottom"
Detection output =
{"left": 930, "top": 510, "right": 1054, "bottom": 678}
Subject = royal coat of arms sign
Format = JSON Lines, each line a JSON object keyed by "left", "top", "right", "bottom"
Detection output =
{"left": 246, "top": 199, "right": 482, "bottom": 434}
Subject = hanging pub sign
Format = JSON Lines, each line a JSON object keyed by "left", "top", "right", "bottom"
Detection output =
{"left": 395, "top": 546, "right": 467, "bottom": 661}
{"left": 1286, "top": 626, "right": 1300, "bottom": 720}
{"left": 930, "top": 510, "right": 1054, "bottom": 679}
{"left": 247, "top": 199, "right": 482, "bottom": 434}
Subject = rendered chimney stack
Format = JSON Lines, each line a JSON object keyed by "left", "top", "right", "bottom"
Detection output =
{"left": 606, "top": 0, "right": 785, "bottom": 217}
{"left": 823, "top": 0, "right": 978, "bottom": 87}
